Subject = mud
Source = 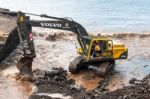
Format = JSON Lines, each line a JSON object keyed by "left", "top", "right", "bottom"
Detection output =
{"left": 0, "top": 9, "right": 19, "bottom": 62}
{"left": 69, "top": 71, "right": 103, "bottom": 91}
{"left": 0, "top": 45, "right": 34, "bottom": 99}
{"left": 29, "top": 32, "right": 150, "bottom": 99}
{"left": 29, "top": 68, "right": 85, "bottom": 99}
{"left": 29, "top": 68, "right": 150, "bottom": 99}
{"left": 29, "top": 68, "right": 110, "bottom": 99}
{"left": 99, "top": 74, "right": 150, "bottom": 99}
{"left": 0, "top": 13, "right": 16, "bottom": 35}
{"left": 0, "top": 9, "right": 150, "bottom": 99}
{"left": 1, "top": 31, "right": 149, "bottom": 99}
{"left": 0, "top": 76, "right": 33, "bottom": 99}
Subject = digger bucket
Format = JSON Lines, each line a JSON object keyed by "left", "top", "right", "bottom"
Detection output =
{"left": 16, "top": 57, "right": 33, "bottom": 76}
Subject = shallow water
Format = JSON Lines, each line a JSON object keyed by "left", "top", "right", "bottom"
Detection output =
{"left": 33, "top": 35, "right": 150, "bottom": 91}
{"left": 69, "top": 71, "right": 103, "bottom": 91}
{"left": 0, "top": 75, "right": 33, "bottom": 99}
{"left": 0, "top": 47, "right": 34, "bottom": 99}
{"left": 0, "top": 33, "right": 150, "bottom": 99}
{"left": 0, "top": 0, "right": 150, "bottom": 33}
{"left": 107, "top": 36, "right": 150, "bottom": 91}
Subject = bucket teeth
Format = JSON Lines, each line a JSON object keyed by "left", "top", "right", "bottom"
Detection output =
{"left": 16, "top": 57, "right": 33, "bottom": 76}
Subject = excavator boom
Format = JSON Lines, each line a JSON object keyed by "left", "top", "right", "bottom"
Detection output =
{"left": 0, "top": 10, "right": 128, "bottom": 77}
{"left": 16, "top": 11, "right": 91, "bottom": 76}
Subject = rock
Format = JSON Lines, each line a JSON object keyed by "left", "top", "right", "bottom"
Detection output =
{"left": 118, "top": 96, "right": 123, "bottom": 99}
{"left": 31, "top": 68, "right": 150, "bottom": 99}
{"left": 129, "top": 78, "right": 138, "bottom": 84}
{"left": 148, "top": 79, "right": 150, "bottom": 85}
{"left": 70, "top": 84, "right": 81, "bottom": 91}
{"left": 144, "top": 65, "right": 148, "bottom": 68}
{"left": 123, "top": 95, "right": 128, "bottom": 99}
{"left": 54, "top": 76, "right": 64, "bottom": 81}
{"left": 45, "top": 70, "right": 60, "bottom": 77}
{"left": 46, "top": 34, "right": 56, "bottom": 41}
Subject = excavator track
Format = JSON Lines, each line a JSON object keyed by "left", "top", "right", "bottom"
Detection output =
{"left": 95, "top": 61, "right": 115, "bottom": 91}
{"left": 96, "top": 74, "right": 111, "bottom": 92}
{"left": 88, "top": 61, "right": 115, "bottom": 91}
{"left": 69, "top": 55, "right": 115, "bottom": 76}
{"left": 69, "top": 56, "right": 83, "bottom": 73}
{"left": 69, "top": 57, "right": 115, "bottom": 91}
{"left": 90, "top": 60, "right": 115, "bottom": 77}
{"left": 88, "top": 62, "right": 108, "bottom": 77}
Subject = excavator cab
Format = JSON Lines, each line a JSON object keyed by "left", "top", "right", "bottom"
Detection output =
{"left": 88, "top": 38, "right": 113, "bottom": 60}
{"left": 77, "top": 37, "right": 114, "bottom": 61}
{"left": 70, "top": 36, "right": 128, "bottom": 76}
{"left": 77, "top": 36, "right": 127, "bottom": 61}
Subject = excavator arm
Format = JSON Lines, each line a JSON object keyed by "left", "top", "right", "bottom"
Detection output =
{"left": 0, "top": 10, "right": 128, "bottom": 77}
{"left": 16, "top": 11, "right": 90, "bottom": 76}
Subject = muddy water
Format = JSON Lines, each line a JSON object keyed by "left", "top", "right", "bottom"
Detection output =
{"left": 0, "top": 38, "right": 77, "bottom": 99}
{"left": 32, "top": 39, "right": 78, "bottom": 70}
{"left": 107, "top": 36, "right": 150, "bottom": 91}
{"left": 69, "top": 71, "right": 103, "bottom": 91}
{"left": 0, "top": 33, "right": 150, "bottom": 99}
{"left": 33, "top": 38, "right": 104, "bottom": 91}
{"left": 69, "top": 36, "right": 150, "bottom": 91}
{"left": 0, "top": 72, "right": 33, "bottom": 99}
{"left": 32, "top": 35, "right": 150, "bottom": 92}
{"left": 0, "top": 49, "right": 34, "bottom": 99}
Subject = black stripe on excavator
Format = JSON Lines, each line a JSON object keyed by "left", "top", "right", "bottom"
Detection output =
{"left": 119, "top": 51, "right": 128, "bottom": 59}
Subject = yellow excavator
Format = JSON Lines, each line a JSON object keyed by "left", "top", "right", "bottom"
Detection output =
{"left": 0, "top": 10, "right": 128, "bottom": 77}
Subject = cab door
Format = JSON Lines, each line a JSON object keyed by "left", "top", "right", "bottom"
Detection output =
{"left": 88, "top": 40, "right": 113, "bottom": 60}
{"left": 101, "top": 40, "right": 113, "bottom": 58}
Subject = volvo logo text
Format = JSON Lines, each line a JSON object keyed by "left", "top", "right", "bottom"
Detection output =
{"left": 40, "top": 23, "right": 62, "bottom": 28}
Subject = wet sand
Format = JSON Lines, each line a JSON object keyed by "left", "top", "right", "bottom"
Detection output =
{"left": 0, "top": 8, "right": 149, "bottom": 99}
{"left": 0, "top": 13, "right": 16, "bottom": 37}
{"left": 32, "top": 32, "right": 150, "bottom": 91}
{"left": 0, "top": 76, "right": 33, "bottom": 99}
{"left": 0, "top": 31, "right": 150, "bottom": 98}
{"left": 69, "top": 71, "right": 103, "bottom": 91}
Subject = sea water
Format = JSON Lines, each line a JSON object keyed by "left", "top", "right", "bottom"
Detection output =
{"left": 0, "top": 0, "right": 150, "bottom": 33}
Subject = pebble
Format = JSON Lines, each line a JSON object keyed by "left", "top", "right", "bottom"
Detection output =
{"left": 123, "top": 95, "right": 128, "bottom": 99}
{"left": 118, "top": 96, "right": 122, "bottom": 99}
{"left": 148, "top": 79, "right": 150, "bottom": 85}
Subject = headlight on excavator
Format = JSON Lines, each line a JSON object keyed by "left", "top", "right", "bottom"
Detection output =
{"left": 77, "top": 47, "right": 83, "bottom": 54}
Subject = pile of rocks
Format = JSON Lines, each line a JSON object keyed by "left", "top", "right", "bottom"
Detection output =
{"left": 29, "top": 68, "right": 85, "bottom": 99}
{"left": 30, "top": 67, "right": 150, "bottom": 99}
